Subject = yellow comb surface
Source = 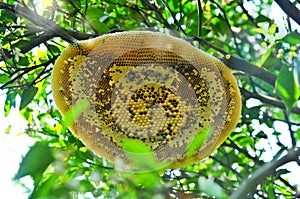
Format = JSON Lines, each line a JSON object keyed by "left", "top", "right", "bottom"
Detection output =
{"left": 51, "top": 31, "right": 241, "bottom": 171}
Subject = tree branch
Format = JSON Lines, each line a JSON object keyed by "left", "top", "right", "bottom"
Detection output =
{"left": 192, "top": 36, "right": 277, "bottom": 87}
{"left": 222, "top": 55, "right": 277, "bottom": 86}
{"left": 230, "top": 147, "right": 300, "bottom": 199}
{"left": 0, "top": 2, "right": 92, "bottom": 42}
{"left": 240, "top": 88, "right": 300, "bottom": 115}
{"left": 274, "top": 0, "right": 300, "bottom": 26}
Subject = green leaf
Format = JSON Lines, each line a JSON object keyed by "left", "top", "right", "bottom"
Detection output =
{"left": 268, "top": 24, "right": 277, "bottom": 35}
{"left": 60, "top": 99, "right": 90, "bottom": 134}
{"left": 47, "top": 44, "right": 61, "bottom": 54}
{"left": 19, "top": 86, "right": 38, "bottom": 110}
{"left": 254, "top": 27, "right": 267, "bottom": 35}
{"left": 254, "top": 15, "right": 271, "bottom": 23}
{"left": 79, "top": 180, "right": 96, "bottom": 192}
{"left": 296, "top": 129, "right": 300, "bottom": 140}
{"left": 275, "top": 65, "right": 299, "bottom": 114}
{"left": 186, "top": 126, "right": 213, "bottom": 157}
{"left": 276, "top": 169, "right": 290, "bottom": 176}
{"left": 18, "top": 56, "right": 30, "bottom": 66}
{"left": 134, "top": 172, "right": 160, "bottom": 189}
{"left": 85, "top": 7, "right": 110, "bottom": 34}
{"left": 30, "top": 174, "right": 58, "bottom": 199}
{"left": 4, "top": 125, "right": 11, "bottom": 134}
{"left": 121, "top": 139, "right": 152, "bottom": 154}
{"left": 198, "top": 176, "right": 228, "bottom": 199}
{"left": 259, "top": 44, "right": 273, "bottom": 67}
{"left": 261, "top": 56, "right": 280, "bottom": 69}
{"left": 14, "top": 142, "right": 54, "bottom": 185}
{"left": 4, "top": 92, "right": 17, "bottom": 116}
{"left": 266, "top": 184, "right": 276, "bottom": 199}
{"left": 282, "top": 31, "right": 300, "bottom": 45}
{"left": 0, "top": 73, "right": 11, "bottom": 83}
{"left": 120, "top": 139, "right": 169, "bottom": 171}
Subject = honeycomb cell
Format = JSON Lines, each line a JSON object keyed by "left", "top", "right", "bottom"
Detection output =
{"left": 51, "top": 31, "right": 241, "bottom": 171}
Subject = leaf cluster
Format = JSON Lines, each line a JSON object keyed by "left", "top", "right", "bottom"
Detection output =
{"left": 1, "top": 0, "right": 300, "bottom": 198}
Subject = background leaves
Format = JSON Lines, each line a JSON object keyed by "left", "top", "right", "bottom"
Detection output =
{"left": 1, "top": 0, "right": 300, "bottom": 198}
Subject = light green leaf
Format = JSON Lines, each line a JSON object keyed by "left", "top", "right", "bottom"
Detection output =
{"left": 120, "top": 139, "right": 169, "bottom": 171}
{"left": 121, "top": 139, "right": 152, "bottom": 154}
{"left": 275, "top": 65, "right": 299, "bottom": 114}
{"left": 254, "top": 27, "right": 266, "bottom": 35}
{"left": 29, "top": 174, "right": 58, "bottom": 199}
{"left": 266, "top": 184, "right": 276, "bottom": 199}
{"left": 186, "top": 126, "right": 213, "bottom": 157}
{"left": 0, "top": 73, "right": 10, "bottom": 83}
{"left": 4, "top": 125, "right": 11, "bottom": 134}
{"left": 134, "top": 172, "right": 160, "bottom": 189}
{"left": 198, "top": 176, "right": 228, "bottom": 199}
{"left": 19, "top": 86, "right": 38, "bottom": 110}
{"left": 268, "top": 24, "right": 277, "bottom": 35}
{"left": 259, "top": 44, "right": 273, "bottom": 67}
{"left": 60, "top": 99, "right": 90, "bottom": 134}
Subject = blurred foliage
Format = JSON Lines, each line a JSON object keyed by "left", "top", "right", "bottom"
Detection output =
{"left": 1, "top": 0, "right": 300, "bottom": 198}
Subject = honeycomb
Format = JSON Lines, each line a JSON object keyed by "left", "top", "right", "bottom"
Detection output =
{"left": 51, "top": 31, "right": 241, "bottom": 171}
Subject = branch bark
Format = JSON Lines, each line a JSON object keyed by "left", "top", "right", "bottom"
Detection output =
{"left": 222, "top": 55, "right": 277, "bottom": 87}
{"left": 230, "top": 147, "right": 300, "bottom": 199}
{"left": 274, "top": 0, "right": 300, "bottom": 26}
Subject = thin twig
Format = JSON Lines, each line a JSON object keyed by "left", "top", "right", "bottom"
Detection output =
{"left": 162, "top": 0, "right": 187, "bottom": 36}
{"left": 224, "top": 139, "right": 262, "bottom": 166}
{"left": 283, "top": 111, "right": 296, "bottom": 147}
{"left": 196, "top": 0, "right": 202, "bottom": 39}
{"left": 211, "top": 0, "right": 242, "bottom": 57}
{"left": 240, "top": 88, "right": 300, "bottom": 115}
{"left": 237, "top": 0, "right": 265, "bottom": 40}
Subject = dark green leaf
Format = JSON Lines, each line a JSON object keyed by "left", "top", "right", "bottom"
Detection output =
{"left": 276, "top": 169, "right": 290, "bottom": 176}
{"left": 14, "top": 142, "right": 54, "bottom": 184}
{"left": 4, "top": 92, "right": 17, "bottom": 116}
{"left": 254, "top": 15, "right": 271, "bottom": 23}
{"left": 47, "top": 45, "right": 61, "bottom": 54}
{"left": 19, "top": 86, "right": 38, "bottom": 110}
{"left": 18, "top": 56, "right": 30, "bottom": 66}
{"left": 275, "top": 65, "right": 300, "bottom": 114}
